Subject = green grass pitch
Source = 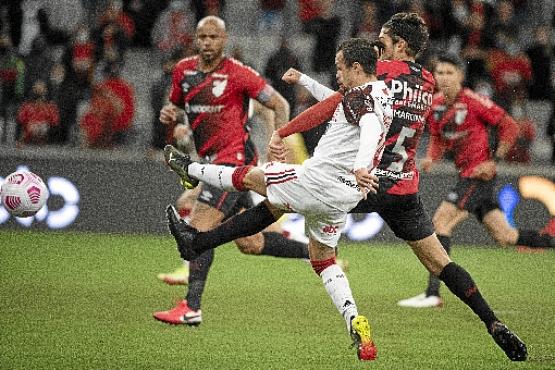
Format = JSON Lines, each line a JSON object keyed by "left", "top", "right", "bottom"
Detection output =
{"left": 0, "top": 230, "right": 554, "bottom": 369}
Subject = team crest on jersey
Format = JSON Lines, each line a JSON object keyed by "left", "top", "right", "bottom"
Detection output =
{"left": 181, "top": 81, "right": 191, "bottom": 94}
{"left": 212, "top": 79, "right": 227, "bottom": 97}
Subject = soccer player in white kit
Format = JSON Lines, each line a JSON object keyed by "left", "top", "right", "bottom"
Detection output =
{"left": 163, "top": 38, "right": 392, "bottom": 360}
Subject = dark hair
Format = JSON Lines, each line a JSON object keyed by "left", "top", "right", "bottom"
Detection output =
{"left": 337, "top": 38, "right": 379, "bottom": 76}
{"left": 382, "top": 12, "right": 429, "bottom": 57}
{"left": 435, "top": 53, "right": 466, "bottom": 71}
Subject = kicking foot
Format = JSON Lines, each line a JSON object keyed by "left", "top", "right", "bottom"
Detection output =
{"left": 164, "top": 145, "right": 199, "bottom": 189}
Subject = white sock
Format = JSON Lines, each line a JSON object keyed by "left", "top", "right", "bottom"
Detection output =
{"left": 320, "top": 264, "right": 358, "bottom": 330}
{"left": 188, "top": 163, "right": 237, "bottom": 191}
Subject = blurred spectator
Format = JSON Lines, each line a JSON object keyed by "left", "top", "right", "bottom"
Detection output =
{"left": 191, "top": 0, "right": 225, "bottom": 22}
{"left": 298, "top": 0, "right": 320, "bottom": 33}
{"left": 258, "top": 0, "right": 285, "bottom": 34}
{"left": 460, "top": 4, "right": 491, "bottom": 89}
{"left": 124, "top": 0, "right": 159, "bottom": 47}
{"left": 0, "top": 0, "right": 23, "bottom": 48}
{"left": 351, "top": 0, "right": 380, "bottom": 40}
{"left": 23, "top": 36, "right": 54, "bottom": 96}
{"left": 304, "top": 0, "right": 341, "bottom": 74}
{"left": 0, "top": 34, "right": 24, "bottom": 143}
{"left": 64, "top": 23, "right": 96, "bottom": 87}
{"left": 94, "top": 61, "right": 134, "bottom": 145}
{"left": 36, "top": 7, "right": 70, "bottom": 46}
{"left": 152, "top": 0, "right": 194, "bottom": 58}
{"left": 48, "top": 62, "right": 84, "bottom": 145}
{"left": 15, "top": 79, "right": 60, "bottom": 146}
{"left": 264, "top": 38, "right": 301, "bottom": 114}
{"left": 18, "top": 0, "right": 42, "bottom": 56}
{"left": 505, "top": 89, "right": 536, "bottom": 164}
{"left": 484, "top": 0, "right": 519, "bottom": 47}
{"left": 150, "top": 48, "right": 188, "bottom": 151}
{"left": 79, "top": 83, "right": 121, "bottom": 148}
{"left": 487, "top": 30, "right": 532, "bottom": 108}
{"left": 526, "top": 25, "right": 554, "bottom": 101}
{"left": 93, "top": 0, "right": 134, "bottom": 64}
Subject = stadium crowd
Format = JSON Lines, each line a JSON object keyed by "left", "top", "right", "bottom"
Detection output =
{"left": 0, "top": 0, "right": 553, "bottom": 163}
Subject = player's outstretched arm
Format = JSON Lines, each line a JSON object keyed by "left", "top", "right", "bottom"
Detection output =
{"left": 282, "top": 68, "right": 335, "bottom": 102}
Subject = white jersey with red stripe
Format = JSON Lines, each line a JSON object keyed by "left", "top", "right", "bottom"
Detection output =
{"left": 262, "top": 80, "right": 392, "bottom": 246}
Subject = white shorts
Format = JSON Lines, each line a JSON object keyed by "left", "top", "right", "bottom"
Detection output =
{"left": 263, "top": 162, "right": 351, "bottom": 248}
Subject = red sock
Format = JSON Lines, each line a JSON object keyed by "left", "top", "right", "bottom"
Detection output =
{"left": 231, "top": 165, "right": 253, "bottom": 191}
{"left": 310, "top": 257, "right": 336, "bottom": 276}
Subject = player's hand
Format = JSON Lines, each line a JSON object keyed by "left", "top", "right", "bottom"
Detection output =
{"left": 421, "top": 157, "right": 435, "bottom": 173}
{"left": 470, "top": 160, "right": 496, "bottom": 181}
{"left": 354, "top": 168, "right": 379, "bottom": 199}
{"left": 268, "top": 131, "right": 288, "bottom": 162}
{"left": 281, "top": 68, "right": 302, "bottom": 85}
{"left": 160, "top": 104, "right": 178, "bottom": 125}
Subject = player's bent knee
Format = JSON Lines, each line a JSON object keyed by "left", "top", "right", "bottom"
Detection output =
{"left": 234, "top": 236, "right": 263, "bottom": 255}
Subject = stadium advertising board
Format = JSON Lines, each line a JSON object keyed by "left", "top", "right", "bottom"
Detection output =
{"left": 1, "top": 149, "right": 553, "bottom": 245}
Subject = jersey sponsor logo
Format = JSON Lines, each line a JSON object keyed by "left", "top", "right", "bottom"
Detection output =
{"left": 199, "top": 190, "right": 214, "bottom": 202}
{"left": 390, "top": 80, "right": 432, "bottom": 108}
{"left": 337, "top": 175, "right": 360, "bottom": 191}
{"left": 322, "top": 224, "right": 338, "bottom": 235}
{"left": 212, "top": 79, "right": 227, "bottom": 97}
{"left": 185, "top": 104, "right": 225, "bottom": 113}
{"left": 373, "top": 168, "right": 414, "bottom": 180}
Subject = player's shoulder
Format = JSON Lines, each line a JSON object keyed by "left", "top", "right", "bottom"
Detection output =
{"left": 226, "top": 57, "right": 261, "bottom": 76}
{"left": 174, "top": 56, "right": 198, "bottom": 70}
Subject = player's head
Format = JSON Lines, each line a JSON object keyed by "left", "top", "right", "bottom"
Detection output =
{"left": 196, "top": 16, "right": 227, "bottom": 64}
{"left": 433, "top": 54, "right": 465, "bottom": 93}
{"left": 335, "top": 38, "right": 379, "bottom": 89}
{"left": 379, "top": 12, "right": 429, "bottom": 61}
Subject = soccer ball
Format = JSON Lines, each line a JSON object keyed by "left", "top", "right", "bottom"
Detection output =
{"left": 1, "top": 171, "right": 49, "bottom": 217}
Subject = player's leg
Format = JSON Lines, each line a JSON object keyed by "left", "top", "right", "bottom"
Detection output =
{"left": 157, "top": 188, "right": 200, "bottom": 285}
{"left": 164, "top": 144, "right": 269, "bottom": 195}
{"left": 155, "top": 183, "right": 250, "bottom": 326}
{"left": 305, "top": 212, "right": 376, "bottom": 361}
{"left": 481, "top": 209, "right": 555, "bottom": 248}
{"left": 408, "top": 234, "right": 527, "bottom": 361}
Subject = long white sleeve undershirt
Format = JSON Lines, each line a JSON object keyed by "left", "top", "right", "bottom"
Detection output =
{"left": 353, "top": 113, "right": 383, "bottom": 171}
{"left": 298, "top": 74, "right": 336, "bottom": 102}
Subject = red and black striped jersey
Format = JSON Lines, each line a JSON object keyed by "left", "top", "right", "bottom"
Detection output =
{"left": 169, "top": 56, "right": 267, "bottom": 166}
{"left": 375, "top": 60, "right": 435, "bottom": 195}
{"left": 428, "top": 88, "right": 507, "bottom": 178}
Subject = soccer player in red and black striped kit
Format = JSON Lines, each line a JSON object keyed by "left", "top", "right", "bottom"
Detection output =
{"left": 398, "top": 53, "right": 554, "bottom": 309}
{"left": 153, "top": 16, "right": 311, "bottom": 326}
{"left": 166, "top": 13, "right": 528, "bottom": 361}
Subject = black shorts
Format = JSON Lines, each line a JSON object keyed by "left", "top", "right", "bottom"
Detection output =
{"left": 196, "top": 183, "right": 254, "bottom": 219}
{"left": 445, "top": 177, "right": 499, "bottom": 222}
{"left": 350, "top": 191, "right": 434, "bottom": 242}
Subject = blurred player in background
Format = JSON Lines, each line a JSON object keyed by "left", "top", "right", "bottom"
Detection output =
{"left": 164, "top": 37, "right": 391, "bottom": 360}
{"left": 153, "top": 16, "right": 311, "bottom": 326}
{"left": 398, "top": 54, "right": 555, "bottom": 308}
{"left": 163, "top": 13, "right": 528, "bottom": 362}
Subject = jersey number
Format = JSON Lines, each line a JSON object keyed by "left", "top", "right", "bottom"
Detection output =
{"left": 387, "top": 126, "right": 415, "bottom": 172}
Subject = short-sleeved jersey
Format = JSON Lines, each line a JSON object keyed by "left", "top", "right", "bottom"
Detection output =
{"left": 427, "top": 88, "right": 506, "bottom": 178}
{"left": 302, "top": 80, "right": 392, "bottom": 212}
{"left": 374, "top": 60, "right": 435, "bottom": 195}
{"left": 169, "top": 56, "right": 267, "bottom": 166}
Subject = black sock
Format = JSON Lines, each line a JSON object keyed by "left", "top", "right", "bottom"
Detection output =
{"left": 260, "top": 232, "right": 309, "bottom": 259}
{"left": 426, "top": 235, "right": 451, "bottom": 297}
{"left": 185, "top": 249, "right": 214, "bottom": 310}
{"left": 194, "top": 202, "right": 278, "bottom": 254}
{"left": 517, "top": 229, "right": 554, "bottom": 248}
{"left": 439, "top": 262, "right": 497, "bottom": 329}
